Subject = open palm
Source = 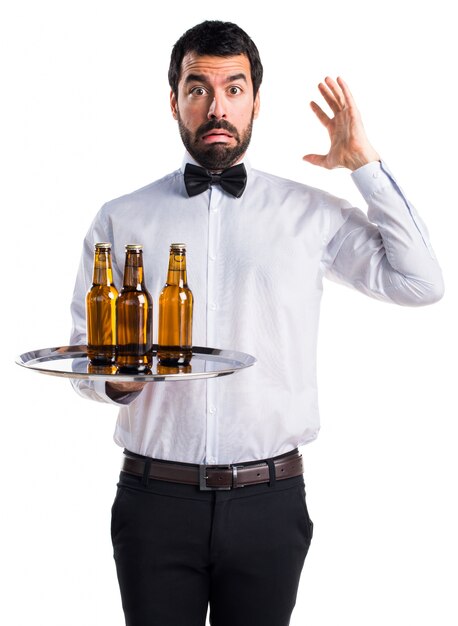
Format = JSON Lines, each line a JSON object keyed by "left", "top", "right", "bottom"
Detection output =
{"left": 303, "top": 77, "right": 380, "bottom": 171}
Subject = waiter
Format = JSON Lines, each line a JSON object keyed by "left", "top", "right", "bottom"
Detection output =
{"left": 70, "top": 19, "right": 444, "bottom": 626}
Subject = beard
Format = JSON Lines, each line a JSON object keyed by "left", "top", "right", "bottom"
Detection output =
{"left": 177, "top": 111, "right": 254, "bottom": 171}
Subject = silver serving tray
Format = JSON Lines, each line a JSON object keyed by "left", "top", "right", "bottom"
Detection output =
{"left": 16, "top": 345, "right": 256, "bottom": 382}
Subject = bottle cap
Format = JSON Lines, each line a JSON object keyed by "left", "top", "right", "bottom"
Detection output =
{"left": 125, "top": 244, "right": 143, "bottom": 251}
{"left": 95, "top": 242, "right": 111, "bottom": 249}
{"left": 170, "top": 243, "right": 186, "bottom": 251}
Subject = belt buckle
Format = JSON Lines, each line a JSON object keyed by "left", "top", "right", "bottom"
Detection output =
{"left": 199, "top": 464, "right": 233, "bottom": 491}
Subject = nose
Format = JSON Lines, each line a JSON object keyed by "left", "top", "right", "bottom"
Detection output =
{"left": 207, "top": 96, "right": 226, "bottom": 120}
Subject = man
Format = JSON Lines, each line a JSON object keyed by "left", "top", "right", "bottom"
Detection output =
{"left": 70, "top": 20, "right": 443, "bottom": 626}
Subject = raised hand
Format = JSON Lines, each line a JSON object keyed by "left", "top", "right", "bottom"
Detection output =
{"left": 303, "top": 76, "right": 380, "bottom": 171}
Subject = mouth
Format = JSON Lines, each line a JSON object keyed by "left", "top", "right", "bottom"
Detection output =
{"left": 201, "top": 130, "right": 234, "bottom": 144}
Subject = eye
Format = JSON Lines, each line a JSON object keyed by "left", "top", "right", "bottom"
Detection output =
{"left": 190, "top": 86, "right": 207, "bottom": 96}
{"left": 228, "top": 86, "right": 242, "bottom": 95}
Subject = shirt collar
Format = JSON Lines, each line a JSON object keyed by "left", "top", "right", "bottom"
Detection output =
{"left": 180, "top": 152, "right": 252, "bottom": 176}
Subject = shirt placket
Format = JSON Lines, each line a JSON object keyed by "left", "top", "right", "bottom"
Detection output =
{"left": 205, "top": 185, "right": 222, "bottom": 464}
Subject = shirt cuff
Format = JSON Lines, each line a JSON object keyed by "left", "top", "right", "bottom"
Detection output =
{"left": 350, "top": 160, "right": 391, "bottom": 199}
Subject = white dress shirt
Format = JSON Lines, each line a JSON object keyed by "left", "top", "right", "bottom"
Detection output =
{"left": 70, "top": 154, "right": 443, "bottom": 464}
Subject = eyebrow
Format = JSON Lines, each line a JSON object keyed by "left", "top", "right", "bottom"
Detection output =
{"left": 184, "top": 72, "right": 248, "bottom": 84}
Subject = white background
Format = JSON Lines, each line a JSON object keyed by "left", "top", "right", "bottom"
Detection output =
{"left": 2, "top": 1, "right": 457, "bottom": 624}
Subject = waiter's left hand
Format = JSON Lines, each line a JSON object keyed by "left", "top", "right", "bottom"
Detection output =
{"left": 303, "top": 76, "right": 380, "bottom": 171}
{"left": 106, "top": 381, "right": 148, "bottom": 399}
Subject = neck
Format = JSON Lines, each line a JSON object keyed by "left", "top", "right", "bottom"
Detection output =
{"left": 167, "top": 253, "right": 187, "bottom": 287}
{"left": 186, "top": 150, "right": 246, "bottom": 173}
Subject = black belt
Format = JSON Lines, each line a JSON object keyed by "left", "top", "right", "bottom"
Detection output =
{"left": 121, "top": 449, "right": 303, "bottom": 491}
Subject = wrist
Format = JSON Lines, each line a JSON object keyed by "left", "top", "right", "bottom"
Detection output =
{"left": 347, "top": 148, "right": 380, "bottom": 171}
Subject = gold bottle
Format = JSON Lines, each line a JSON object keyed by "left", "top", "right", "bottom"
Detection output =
{"left": 116, "top": 244, "right": 153, "bottom": 372}
{"left": 158, "top": 243, "right": 194, "bottom": 365}
{"left": 86, "top": 243, "right": 118, "bottom": 365}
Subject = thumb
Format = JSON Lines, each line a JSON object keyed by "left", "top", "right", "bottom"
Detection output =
{"left": 302, "top": 154, "right": 327, "bottom": 168}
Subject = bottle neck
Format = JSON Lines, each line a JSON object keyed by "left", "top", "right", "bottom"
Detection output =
{"left": 123, "top": 251, "right": 145, "bottom": 290}
{"left": 92, "top": 250, "right": 114, "bottom": 286}
{"left": 166, "top": 250, "right": 188, "bottom": 287}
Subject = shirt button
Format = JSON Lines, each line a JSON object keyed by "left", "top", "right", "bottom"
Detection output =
{"left": 212, "top": 206, "right": 219, "bottom": 213}
{"left": 372, "top": 171, "right": 380, "bottom": 178}
{"left": 208, "top": 456, "right": 217, "bottom": 464}
{"left": 209, "top": 302, "right": 217, "bottom": 311}
{"left": 209, "top": 405, "right": 216, "bottom": 414}
{"left": 209, "top": 254, "right": 216, "bottom": 261}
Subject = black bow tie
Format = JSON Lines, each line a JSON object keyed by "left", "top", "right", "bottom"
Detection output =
{"left": 184, "top": 163, "right": 247, "bottom": 198}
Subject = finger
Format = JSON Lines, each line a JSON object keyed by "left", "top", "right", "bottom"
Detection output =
{"left": 336, "top": 76, "right": 356, "bottom": 109}
{"left": 302, "top": 153, "right": 327, "bottom": 168}
{"left": 323, "top": 76, "right": 346, "bottom": 110}
{"left": 317, "top": 81, "right": 341, "bottom": 114}
{"left": 310, "top": 100, "right": 331, "bottom": 127}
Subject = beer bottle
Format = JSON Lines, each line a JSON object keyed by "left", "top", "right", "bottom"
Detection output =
{"left": 86, "top": 242, "right": 118, "bottom": 365}
{"left": 157, "top": 243, "right": 193, "bottom": 365}
{"left": 116, "top": 244, "right": 153, "bottom": 372}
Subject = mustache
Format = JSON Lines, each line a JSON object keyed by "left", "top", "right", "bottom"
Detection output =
{"left": 196, "top": 119, "right": 240, "bottom": 139}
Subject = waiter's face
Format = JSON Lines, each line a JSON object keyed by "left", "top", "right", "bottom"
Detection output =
{"left": 170, "top": 52, "right": 260, "bottom": 170}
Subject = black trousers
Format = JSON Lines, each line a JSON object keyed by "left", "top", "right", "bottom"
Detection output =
{"left": 111, "top": 462, "right": 313, "bottom": 626}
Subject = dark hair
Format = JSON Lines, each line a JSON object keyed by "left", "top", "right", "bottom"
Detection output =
{"left": 168, "top": 20, "right": 263, "bottom": 97}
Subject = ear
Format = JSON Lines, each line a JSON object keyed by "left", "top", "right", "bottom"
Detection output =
{"left": 170, "top": 90, "right": 178, "bottom": 120}
{"left": 253, "top": 90, "right": 261, "bottom": 120}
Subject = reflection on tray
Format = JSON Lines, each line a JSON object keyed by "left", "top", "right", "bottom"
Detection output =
{"left": 76, "top": 360, "right": 193, "bottom": 377}
{"left": 87, "top": 363, "right": 118, "bottom": 375}
{"left": 157, "top": 363, "right": 192, "bottom": 376}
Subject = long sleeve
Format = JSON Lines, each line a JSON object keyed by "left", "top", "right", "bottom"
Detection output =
{"left": 322, "top": 161, "right": 444, "bottom": 305}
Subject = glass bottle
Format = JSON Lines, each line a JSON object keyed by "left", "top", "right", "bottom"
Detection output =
{"left": 86, "top": 242, "right": 118, "bottom": 365}
{"left": 157, "top": 243, "right": 194, "bottom": 365}
{"left": 116, "top": 244, "right": 153, "bottom": 372}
